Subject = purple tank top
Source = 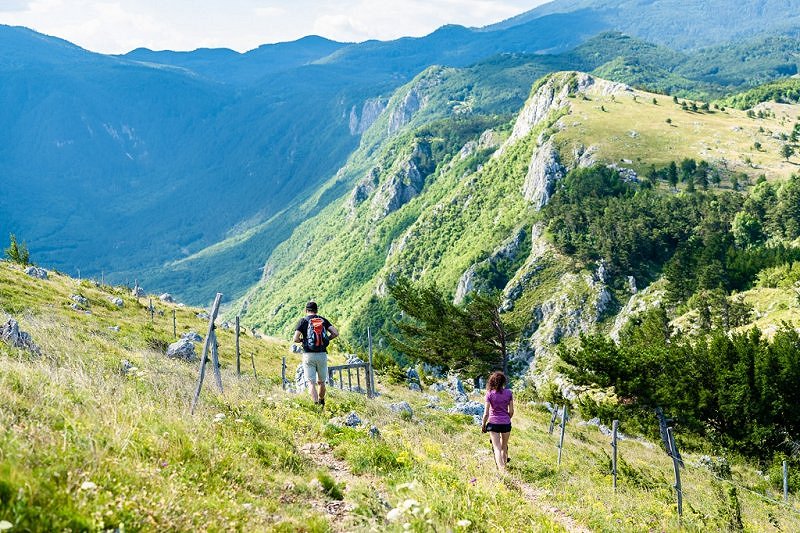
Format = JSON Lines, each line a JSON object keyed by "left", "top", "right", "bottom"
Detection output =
{"left": 486, "top": 389, "right": 513, "bottom": 424}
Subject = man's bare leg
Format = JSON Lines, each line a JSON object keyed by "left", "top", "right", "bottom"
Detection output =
{"left": 318, "top": 381, "right": 326, "bottom": 406}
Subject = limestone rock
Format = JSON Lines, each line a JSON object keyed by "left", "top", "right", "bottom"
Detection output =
{"left": 197, "top": 312, "right": 210, "bottom": 320}
{"left": 455, "top": 228, "right": 527, "bottom": 303}
{"left": 24, "top": 266, "right": 48, "bottom": 280}
{"left": 159, "top": 293, "right": 174, "bottom": 303}
{"left": 349, "top": 98, "right": 387, "bottom": 135}
{"left": 108, "top": 325, "right": 120, "bottom": 332}
{"left": 389, "top": 401, "right": 413, "bottom": 418}
{"left": 369, "top": 425, "right": 381, "bottom": 439}
{"left": 448, "top": 401, "right": 485, "bottom": 424}
{"left": 409, "top": 383, "right": 422, "bottom": 392}
{"left": 1, "top": 318, "right": 40, "bottom": 353}
{"left": 109, "top": 297, "right": 124, "bottom": 307}
{"left": 166, "top": 338, "right": 196, "bottom": 361}
{"left": 522, "top": 139, "right": 565, "bottom": 209}
{"left": 370, "top": 142, "right": 433, "bottom": 221}
{"left": 131, "top": 286, "right": 145, "bottom": 297}
{"left": 344, "top": 412, "right": 362, "bottom": 427}
{"left": 70, "top": 294, "right": 89, "bottom": 306}
{"left": 182, "top": 331, "right": 202, "bottom": 342}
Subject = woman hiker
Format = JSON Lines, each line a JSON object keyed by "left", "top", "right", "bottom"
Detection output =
{"left": 482, "top": 371, "right": 514, "bottom": 472}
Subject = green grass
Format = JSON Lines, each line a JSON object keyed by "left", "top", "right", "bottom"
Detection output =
{"left": 3, "top": 261, "right": 800, "bottom": 530}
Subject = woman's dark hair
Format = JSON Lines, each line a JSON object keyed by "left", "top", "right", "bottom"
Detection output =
{"left": 487, "top": 371, "right": 506, "bottom": 392}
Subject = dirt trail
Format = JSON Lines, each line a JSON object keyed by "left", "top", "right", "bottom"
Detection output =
{"left": 300, "top": 442, "right": 389, "bottom": 532}
{"left": 476, "top": 447, "right": 593, "bottom": 533}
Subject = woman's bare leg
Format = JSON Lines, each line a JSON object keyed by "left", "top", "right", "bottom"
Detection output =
{"left": 501, "top": 432, "right": 511, "bottom": 465}
{"left": 489, "top": 431, "right": 506, "bottom": 472}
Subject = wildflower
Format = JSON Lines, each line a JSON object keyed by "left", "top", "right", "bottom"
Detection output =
{"left": 387, "top": 508, "right": 403, "bottom": 522}
{"left": 457, "top": 519, "right": 472, "bottom": 528}
{"left": 80, "top": 481, "right": 98, "bottom": 491}
{"left": 0, "top": 521, "right": 13, "bottom": 531}
{"left": 469, "top": 478, "right": 477, "bottom": 484}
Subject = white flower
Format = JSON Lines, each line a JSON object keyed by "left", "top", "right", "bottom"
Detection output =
{"left": 386, "top": 508, "right": 404, "bottom": 522}
{"left": 0, "top": 521, "right": 13, "bottom": 531}
{"left": 80, "top": 481, "right": 97, "bottom": 491}
{"left": 213, "top": 413, "right": 226, "bottom": 423}
{"left": 457, "top": 519, "right": 472, "bottom": 528}
{"left": 403, "top": 524, "right": 411, "bottom": 530}
{"left": 400, "top": 499, "right": 419, "bottom": 511}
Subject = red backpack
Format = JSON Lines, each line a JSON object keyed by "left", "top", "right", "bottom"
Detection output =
{"left": 304, "top": 316, "right": 330, "bottom": 352}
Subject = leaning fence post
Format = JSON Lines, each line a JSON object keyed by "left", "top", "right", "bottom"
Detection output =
{"left": 548, "top": 407, "right": 558, "bottom": 435}
{"left": 784, "top": 460, "right": 789, "bottom": 503}
{"left": 667, "top": 427, "right": 683, "bottom": 518}
{"left": 172, "top": 309, "right": 177, "bottom": 338}
{"left": 557, "top": 404, "right": 569, "bottom": 467}
{"left": 235, "top": 316, "right": 241, "bottom": 377}
{"left": 190, "top": 293, "right": 223, "bottom": 414}
{"left": 250, "top": 353, "right": 257, "bottom": 379}
{"left": 210, "top": 331, "right": 223, "bottom": 393}
{"left": 149, "top": 298, "right": 154, "bottom": 322}
{"left": 611, "top": 420, "right": 619, "bottom": 492}
{"left": 281, "top": 357, "right": 287, "bottom": 391}
{"left": 367, "top": 327, "right": 375, "bottom": 398}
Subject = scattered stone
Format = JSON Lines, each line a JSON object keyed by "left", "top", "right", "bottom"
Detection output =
{"left": 120, "top": 359, "right": 137, "bottom": 374}
{"left": 409, "top": 382, "right": 422, "bottom": 392}
{"left": 389, "top": 401, "right": 413, "bottom": 418}
{"left": 221, "top": 321, "right": 230, "bottom": 330}
{"left": 1, "top": 318, "right": 40, "bottom": 354}
{"left": 429, "top": 383, "right": 446, "bottom": 393}
{"left": 165, "top": 338, "right": 196, "bottom": 361}
{"left": 181, "top": 331, "right": 202, "bottom": 342}
{"left": 110, "top": 297, "right": 124, "bottom": 307}
{"left": 344, "top": 411, "right": 362, "bottom": 427}
{"left": 369, "top": 425, "right": 381, "bottom": 439}
{"left": 197, "top": 312, "right": 210, "bottom": 320}
{"left": 213, "top": 413, "right": 226, "bottom": 423}
{"left": 131, "top": 286, "right": 145, "bottom": 297}
{"left": 448, "top": 376, "right": 465, "bottom": 395}
{"left": 24, "top": 266, "right": 48, "bottom": 279}
{"left": 70, "top": 303, "right": 83, "bottom": 312}
{"left": 108, "top": 325, "right": 120, "bottom": 332}
{"left": 70, "top": 294, "right": 89, "bottom": 306}
{"left": 449, "top": 401, "right": 485, "bottom": 424}
{"left": 159, "top": 293, "right": 174, "bottom": 303}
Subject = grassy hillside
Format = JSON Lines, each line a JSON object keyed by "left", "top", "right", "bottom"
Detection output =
{"left": 2, "top": 261, "right": 800, "bottom": 531}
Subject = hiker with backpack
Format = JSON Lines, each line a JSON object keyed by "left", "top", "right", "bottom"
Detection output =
{"left": 481, "top": 371, "right": 514, "bottom": 473}
{"left": 292, "top": 301, "right": 338, "bottom": 407}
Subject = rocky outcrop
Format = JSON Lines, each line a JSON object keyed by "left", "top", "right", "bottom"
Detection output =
{"left": 347, "top": 167, "right": 381, "bottom": 212}
{"left": 609, "top": 282, "right": 665, "bottom": 343}
{"left": 166, "top": 338, "right": 196, "bottom": 361}
{"left": 522, "top": 139, "right": 565, "bottom": 209}
{"left": 448, "top": 401, "right": 484, "bottom": 424}
{"left": 458, "top": 129, "right": 502, "bottom": 161}
{"left": 159, "top": 293, "right": 175, "bottom": 303}
{"left": 24, "top": 266, "right": 48, "bottom": 280}
{"left": 349, "top": 98, "right": 387, "bottom": 135}
{"left": 131, "top": 286, "right": 145, "bottom": 297}
{"left": 454, "top": 227, "right": 528, "bottom": 304}
{"left": 1, "top": 318, "right": 40, "bottom": 353}
{"left": 370, "top": 142, "right": 433, "bottom": 221}
{"left": 387, "top": 69, "right": 443, "bottom": 135}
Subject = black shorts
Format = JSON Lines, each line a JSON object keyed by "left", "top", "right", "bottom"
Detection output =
{"left": 486, "top": 423, "right": 512, "bottom": 433}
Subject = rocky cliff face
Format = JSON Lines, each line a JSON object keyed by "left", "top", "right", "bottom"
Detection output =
{"left": 386, "top": 68, "right": 444, "bottom": 135}
{"left": 522, "top": 139, "right": 565, "bottom": 208}
{"left": 454, "top": 227, "right": 528, "bottom": 304}
{"left": 370, "top": 142, "right": 433, "bottom": 221}
{"left": 349, "top": 98, "right": 387, "bottom": 135}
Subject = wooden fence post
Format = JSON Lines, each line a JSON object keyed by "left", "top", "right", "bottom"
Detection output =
{"left": 557, "top": 404, "right": 569, "bottom": 467}
{"left": 190, "top": 293, "right": 223, "bottom": 414}
{"left": 548, "top": 407, "right": 558, "bottom": 435}
{"left": 210, "top": 331, "right": 223, "bottom": 393}
{"left": 611, "top": 420, "right": 619, "bottom": 492}
{"left": 250, "top": 353, "right": 257, "bottom": 380}
{"left": 235, "top": 316, "right": 241, "bottom": 377}
{"left": 149, "top": 298, "right": 154, "bottom": 322}
{"left": 172, "top": 309, "right": 177, "bottom": 338}
{"left": 281, "top": 357, "right": 286, "bottom": 391}
{"left": 367, "top": 327, "right": 375, "bottom": 398}
{"left": 784, "top": 460, "right": 789, "bottom": 503}
{"left": 667, "top": 427, "right": 683, "bottom": 518}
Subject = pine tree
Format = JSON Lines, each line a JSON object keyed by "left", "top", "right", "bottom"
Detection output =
{"left": 4, "top": 234, "right": 30, "bottom": 265}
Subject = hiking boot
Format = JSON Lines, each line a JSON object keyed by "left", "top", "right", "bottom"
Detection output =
{"left": 319, "top": 397, "right": 325, "bottom": 408}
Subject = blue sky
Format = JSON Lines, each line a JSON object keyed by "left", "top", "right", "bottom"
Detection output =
{"left": 0, "top": 0, "right": 548, "bottom": 53}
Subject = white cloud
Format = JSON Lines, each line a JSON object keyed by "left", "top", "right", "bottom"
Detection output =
{"left": 0, "top": 0, "right": 549, "bottom": 53}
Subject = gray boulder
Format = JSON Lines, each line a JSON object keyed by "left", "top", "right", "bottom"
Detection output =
{"left": 70, "top": 294, "right": 89, "bottom": 306}
{"left": 110, "top": 297, "right": 124, "bottom": 308}
{"left": 344, "top": 412, "right": 362, "bottom": 427}
{"left": 429, "top": 383, "right": 446, "bottom": 393}
{"left": 346, "top": 354, "right": 365, "bottom": 365}
{"left": 181, "top": 331, "right": 203, "bottom": 343}
{"left": 24, "top": 266, "right": 48, "bottom": 280}
{"left": 166, "top": 338, "right": 196, "bottom": 361}
{"left": 131, "top": 286, "right": 145, "bottom": 297}
{"left": 409, "top": 382, "right": 422, "bottom": 392}
{"left": 389, "top": 401, "right": 413, "bottom": 418}
{"left": 159, "top": 293, "right": 175, "bottom": 303}
{"left": 120, "top": 359, "right": 136, "bottom": 375}
{"left": 197, "top": 312, "right": 210, "bottom": 320}
{"left": 1, "top": 319, "right": 40, "bottom": 354}
{"left": 448, "top": 376, "right": 465, "bottom": 394}
{"left": 369, "top": 425, "right": 381, "bottom": 439}
{"left": 449, "top": 401, "right": 485, "bottom": 425}
{"left": 108, "top": 326, "right": 120, "bottom": 332}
